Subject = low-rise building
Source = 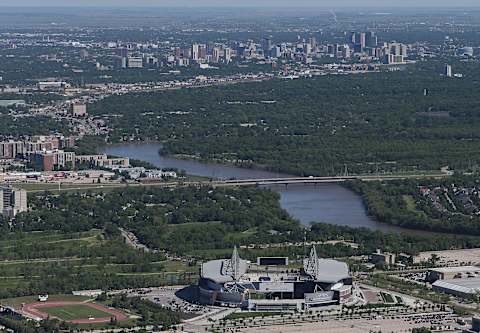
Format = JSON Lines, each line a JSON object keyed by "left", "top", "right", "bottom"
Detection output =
{"left": 71, "top": 103, "right": 87, "bottom": 117}
{"left": 370, "top": 249, "right": 396, "bottom": 266}
{"left": 432, "top": 277, "right": 480, "bottom": 299}
{"left": 31, "top": 150, "right": 75, "bottom": 171}
{"left": 75, "top": 154, "right": 129, "bottom": 168}
{"left": 427, "top": 266, "right": 480, "bottom": 282}
{"left": 37, "top": 81, "right": 69, "bottom": 91}
{"left": 127, "top": 57, "right": 143, "bottom": 68}
{"left": 0, "top": 100, "right": 26, "bottom": 107}
{"left": 144, "top": 170, "right": 177, "bottom": 179}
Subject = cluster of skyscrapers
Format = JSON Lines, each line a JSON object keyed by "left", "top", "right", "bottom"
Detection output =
{"left": 115, "top": 42, "right": 233, "bottom": 69}
{"left": 109, "top": 31, "right": 408, "bottom": 70}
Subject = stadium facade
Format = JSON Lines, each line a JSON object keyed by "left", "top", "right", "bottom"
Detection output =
{"left": 199, "top": 247, "right": 352, "bottom": 311}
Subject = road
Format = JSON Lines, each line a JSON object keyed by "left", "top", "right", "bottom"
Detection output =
{"left": 25, "top": 173, "right": 449, "bottom": 193}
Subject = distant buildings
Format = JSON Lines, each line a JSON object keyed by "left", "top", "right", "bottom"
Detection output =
{"left": 127, "top": 57, "right": 143, "bottom": 68}
{"left": 31, "top": 150, "right": 76, "bottom": 171}
{"left": 426, "top": 266, "right": 480, "bottom": 282}
{"left": 0, "top": 186, "right": 27, "bottom": 218}
{"left": 75, "top": 154, "right": 129, "bottom": 169}
{"left": 0, "top": 100, "right": 26, "bottom": 107}
{"left": 0, "top": 136, "right": 75, "bottom": 159}
{"left": 347, "top": 31, "right": 377, "bottom": 52}
{"left": 192, "top": 43, "right": 200, "bottom": 61}
{"left": 458, "top": 46, "right": 474, "bottom": 57}
{"left": 386, "top": 43, "right": 408, "bottom": 64}
{"left": 445, "top": 64, "right": 453, "bottom": 77}
{"left": 31, "top": 152, "right": 131, "bottom": 172}
{"left": 71, "top": 103, "right": 87, "bottom": 117}
{"left": 224, "top": 47, "right": 232, "bottom": 63}
{"left": 112, "top": 166, "right": 177, "bottom": 180}
{"left": 432, "top": 277, "right": 480, "bottom": 299}
{"left": 107, "top": 30, "right": 412, "bottom": 72}
{"left": 370, "top": 249, "right": 396, "bottom": 266}
{"left": 37, "top": 81, "right": 69, "bottom": 91}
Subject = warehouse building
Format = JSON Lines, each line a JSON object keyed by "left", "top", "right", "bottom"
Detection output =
{"left": 426, "top": 266, "right": 480, "bottom": 282}
{"left": 432, "top": 278, "right": 480, "bottom": 299}
{"left": 198, "top": 246, "right": 352, "bottom": 311}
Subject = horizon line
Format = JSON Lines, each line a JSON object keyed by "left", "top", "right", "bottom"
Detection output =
{"left": 1, "top": 5, "right": 480, "bottom": 8}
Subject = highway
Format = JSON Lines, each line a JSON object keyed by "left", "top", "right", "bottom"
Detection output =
{"left": 24, "top": 173, "right": 449, "bottom": 193}
{"left": 207, "top": 173, "right": 448, "bottom": 186}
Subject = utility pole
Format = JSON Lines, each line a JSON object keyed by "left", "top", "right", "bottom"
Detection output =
{"left": 303, "top": 229, "right": 307, "bottom": 259}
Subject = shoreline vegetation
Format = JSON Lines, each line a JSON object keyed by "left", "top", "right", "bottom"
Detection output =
{"left": 97, "top": 140, "right": 445, "bottom": 178}
{"left": 345, "top": 175, "right": 480, "bottom": 236}
{"left": 94, "top": 141, "right": 451, "bottom": 236}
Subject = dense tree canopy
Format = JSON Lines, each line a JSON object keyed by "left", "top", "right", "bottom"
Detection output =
{"left": 89, "top": 59, "right": 480, "bottom": 176}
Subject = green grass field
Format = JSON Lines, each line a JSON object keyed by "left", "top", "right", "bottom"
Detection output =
{"left": 1, "top": 295, "right": 90, "bottom": 308}
{"left": 42, "top": 304, "right": 112, "bottom": 321}
{"left": 0, "top": 228, "right": 196, "bottom": 296}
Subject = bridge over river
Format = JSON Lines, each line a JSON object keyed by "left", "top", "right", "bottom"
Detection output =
{"left": 206, "top": 173, "right": 448, "bottom": 187}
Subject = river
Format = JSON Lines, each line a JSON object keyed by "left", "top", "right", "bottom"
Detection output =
{"left": 101, "top": 142, "right": 405, "bottom": 233}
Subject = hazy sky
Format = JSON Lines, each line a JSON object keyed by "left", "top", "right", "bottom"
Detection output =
{"left": 1, "top": 0, "right": 479, "bottom": 7}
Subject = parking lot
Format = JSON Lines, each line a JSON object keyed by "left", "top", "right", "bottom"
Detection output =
{"left": 230, "top": 312, "right": 457, "bottom": 333}
{"left": 125, "top": 286, "right": 213, "bottom": 316}
{"left": 415, "top": 248, "right": 480, "bottom": 266}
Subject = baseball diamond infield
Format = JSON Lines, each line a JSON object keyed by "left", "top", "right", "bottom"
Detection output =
{"left": 21, "top": 301, "right": 128, "bottom": 324}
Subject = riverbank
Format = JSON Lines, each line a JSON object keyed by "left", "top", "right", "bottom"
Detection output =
{"left": 100, "top": 142, "right": 411, "bottom": 233}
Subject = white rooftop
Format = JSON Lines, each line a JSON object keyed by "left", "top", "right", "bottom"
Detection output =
{"left": 433, "top": 277, "right": 480, "bottom": 295}
{"left": 430, "top": 266, "right": 480, "bottom": 273}
{"left": 201, "top": 258, "right": 248, "bottom": 284}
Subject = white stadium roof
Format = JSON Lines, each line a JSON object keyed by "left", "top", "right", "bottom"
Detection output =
{"left": 201, "top": 246, "right": 350, "bottom": 285}
{"left": 201, "top": 258, "right": 248, "bottom": 283}
{"left": 314, "top": 259, "right": 350, "bottom": 283}
{"left": 303, "top": 247, "right": 350, "bottom": 283}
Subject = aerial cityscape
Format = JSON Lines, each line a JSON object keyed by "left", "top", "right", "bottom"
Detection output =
{"left": 2, "top": 1, "right": 480, "bottom": 332}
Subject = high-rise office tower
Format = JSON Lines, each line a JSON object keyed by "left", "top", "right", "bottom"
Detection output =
{"left": 445, "top": 64, "right": 453, "bottom": 77}
{"left": 305, "top": 43, "right": 312, "bottom": 56}
{"left": 192, "top": 44, "right": 200, "bottom": 61}
{"left": 359, "top": 32, "right": 367, "bottom": 50}
{"left": 272, "top": 45, "right": 282, "bottom": 58}
{"left": 365, "top": 32, "right": 378, "bottom": 47}
{"left": 347, "top": 31, "right": 356, "bottom": 44}
{"left": 224, "top": 48, "right": 232, "bottom": 63}
{"left": 262, "top": 38, "right": 274, "bottom": 58}
{"left": 386, "top": 43, "right": 408, "bottom": 64}
{"left": 198, "top": 44, "right": 207, "bottom": 60}
{"left": 174, "top": 47, "right": 182, "bottom": 58}
{"left": 212, "top": 47, "right": 221, "bottom": 63}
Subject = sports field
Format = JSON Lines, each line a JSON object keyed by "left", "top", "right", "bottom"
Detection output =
{"left": 21, "top": 301, "right": 128, "bottom": 324}
{"left": 41, "top": 304, "right": 113, "bottom": 321}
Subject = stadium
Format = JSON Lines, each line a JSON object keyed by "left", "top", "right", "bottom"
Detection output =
{"left": 198, "top": 247, "right": 352, "bottom": 311}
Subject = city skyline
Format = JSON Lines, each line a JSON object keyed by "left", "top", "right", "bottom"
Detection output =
{"left": 1, "top": 0, "right": 480, "bottom": 7}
